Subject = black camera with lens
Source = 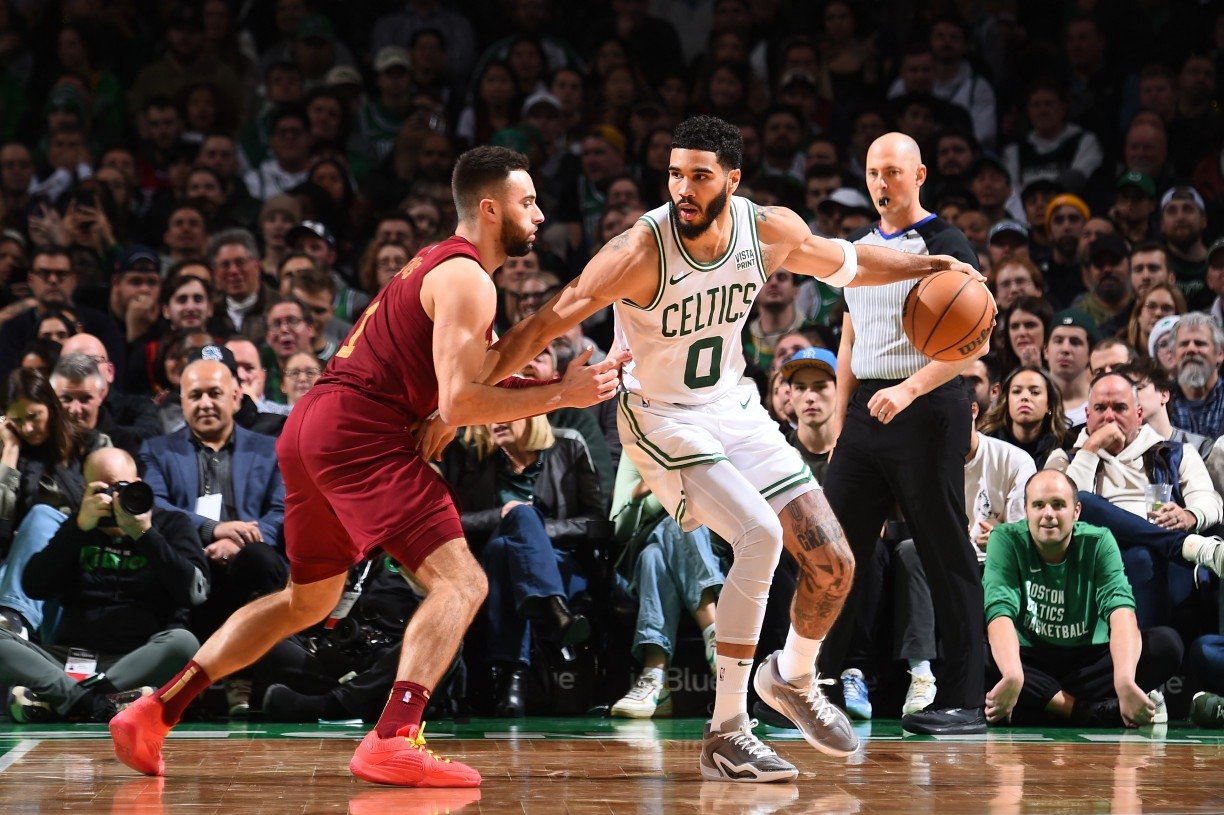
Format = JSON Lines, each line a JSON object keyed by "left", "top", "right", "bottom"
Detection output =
{"left": 97, "top": 480, "right": 155, "bottom": 527}
{"left": 311, "top": 617, "right": 398, "bottom": 677}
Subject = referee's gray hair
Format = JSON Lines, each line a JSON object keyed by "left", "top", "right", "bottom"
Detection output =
{"left": 1173, "top": 311, "right": 1224, "bottom": 353}
{"left": 206, "top": 228, "right": 259, "bottom": 265}
{"left": 50, "top": 352, "right": 106, "bottom": 390}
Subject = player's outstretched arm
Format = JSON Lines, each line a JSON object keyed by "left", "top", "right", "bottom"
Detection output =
{"left": 753, "top": 205, "right": 980, "bottom": 287}
{"left": 480, "top": 222, "right": 657, "bottom": 385}
{"left": 426, "top": 259, "right": 620, "bottom": 426}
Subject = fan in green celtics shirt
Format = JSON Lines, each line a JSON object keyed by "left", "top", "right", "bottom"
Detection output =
{"left": 982, "top": 469, "right": 1183, "bottom": 728}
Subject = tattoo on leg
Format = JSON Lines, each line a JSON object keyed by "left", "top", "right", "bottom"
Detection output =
{"left": 781, "top": 494, "right": 855, "bottom": 638}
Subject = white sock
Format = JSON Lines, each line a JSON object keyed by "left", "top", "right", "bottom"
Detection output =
{"left": 641, "top": 666, "right": 665, "bottom": 686}
{"left": 711, "top": 653, "right": 752, "bottom": 728}
{"left": 908, "top": 659, "right": 933, "bottom": 678}
{"left": 777, "top": 627, "right": 822, "bottom": 683}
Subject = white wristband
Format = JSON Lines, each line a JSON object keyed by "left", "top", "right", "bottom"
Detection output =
{"left": 823, "top": 238, "right": 857, "bottom": 287}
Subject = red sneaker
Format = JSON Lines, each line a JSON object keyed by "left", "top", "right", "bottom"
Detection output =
{"left": 349, "top": 723, "right": 481, "bottom": 788}
{"left": 109, "top": 694, "right": 171, "bottom": 776}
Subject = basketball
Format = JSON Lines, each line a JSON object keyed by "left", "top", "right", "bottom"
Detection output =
{"left": 902, "top": 270, "right": 995, "bottom": 361}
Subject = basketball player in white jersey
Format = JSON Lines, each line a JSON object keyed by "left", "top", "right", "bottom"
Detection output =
{"left": 479, "top": 116, "right": 979, "bottom": 781}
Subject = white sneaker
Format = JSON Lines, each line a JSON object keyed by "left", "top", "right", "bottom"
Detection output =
{"left": 226, "top": 679, "right": 252, "bottom": 717}
{"left": 1149, "top": 689, "right": 1168, "bottom": 724}
{"left": 903, "top": 671, "right": 937, "bottom": 715}
{"left": 1185, "top": 535, "right": 1224, "bottom": 578}
{"left": 611, "top": 672, "right": 671, "bottom": 719}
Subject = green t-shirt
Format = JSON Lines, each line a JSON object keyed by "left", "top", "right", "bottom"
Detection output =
{"left": 983, "top": 520, "right": 1135, "bottom": 648}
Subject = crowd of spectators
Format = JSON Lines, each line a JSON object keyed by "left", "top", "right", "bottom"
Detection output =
{"left": 1, "top": 0, "right": 1223, "bottom": 726}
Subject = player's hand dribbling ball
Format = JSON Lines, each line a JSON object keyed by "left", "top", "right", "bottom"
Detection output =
{"left": 902, "top": 270, "right": 995, "bottom": 361}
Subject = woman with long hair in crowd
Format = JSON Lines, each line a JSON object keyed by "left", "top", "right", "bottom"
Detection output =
{"left": 0, "top": 368, "right": 110, "bottom": 638}
{"left": 456, "top": 60, "right": 521, "bottom": 150}
{"left": 357, "top": 239, "right": 412, "bottom": 297}
{"left": 442, "top": 414, "right": 604, "bottom": 716}
{"left": 978, "top": 365, "right": 1069, "bottom": 467}
{"left": 1126, "top": 282, "right": 1187, "bottom": 358}
{"left": 996, "top": 295, "right": 1054, "bottom": 377}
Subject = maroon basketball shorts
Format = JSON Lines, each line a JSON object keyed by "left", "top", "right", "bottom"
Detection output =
{"left": 277, "top": 387, "right": 464, "bottom": 584}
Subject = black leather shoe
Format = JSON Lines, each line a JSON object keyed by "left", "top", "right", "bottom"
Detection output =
{"left": 535, "top": 596, "right": 590, "bottom": 648}
{"left": 262, "top": 684, "right": 326, "bottom": 723}
{"left": 1071, "top": 697, "right": 1123, "bottom": 728}
{"left": 901, "top": 707, "right": 987, "bottom": 735}
{"left": 494, "top": 666, "right": 528, "bottom": 717}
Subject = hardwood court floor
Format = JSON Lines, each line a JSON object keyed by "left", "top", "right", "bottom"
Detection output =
{"left": 2, "top": 717, "right": 1222, "bottom": 814}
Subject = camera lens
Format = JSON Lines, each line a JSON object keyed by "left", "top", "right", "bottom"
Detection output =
{"left": 117, "top": 481, "right": 155, "bottom": 515}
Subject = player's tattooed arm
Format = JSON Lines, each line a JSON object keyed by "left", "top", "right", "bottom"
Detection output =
{"left": 605, "top": 229, "right": 634, "bottom": 252}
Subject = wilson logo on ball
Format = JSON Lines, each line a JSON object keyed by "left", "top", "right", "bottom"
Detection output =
{"left": 903, "top": 270, "right": 995, "bottom": 362}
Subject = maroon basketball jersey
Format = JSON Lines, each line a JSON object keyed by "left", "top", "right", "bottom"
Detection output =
{"left": 314, "top": 235, "right": 487, "bottom": 422}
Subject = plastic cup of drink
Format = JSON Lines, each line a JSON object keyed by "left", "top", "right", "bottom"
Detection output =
{"left": 1145, "top": 483, "right": 1172, "bottom": 517}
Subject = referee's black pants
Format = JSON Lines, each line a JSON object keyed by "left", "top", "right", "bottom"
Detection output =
{"left": 821, "top": 378, "right": 985, "bottom": 710}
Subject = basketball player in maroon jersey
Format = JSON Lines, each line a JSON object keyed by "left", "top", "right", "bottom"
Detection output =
{"left": 109, "top": 147, "right": 626, "bottom": 787}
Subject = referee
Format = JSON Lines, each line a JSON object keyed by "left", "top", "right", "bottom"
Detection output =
{"left": 820, "top": 132, "right": 989, "bottom": 734}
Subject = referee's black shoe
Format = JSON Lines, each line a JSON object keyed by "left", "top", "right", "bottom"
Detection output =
{"left": 901, "top": 707, "right": 987, "bottom": 735}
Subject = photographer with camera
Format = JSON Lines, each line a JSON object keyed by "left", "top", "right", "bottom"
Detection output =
{"left": 1, "top": 447, "right": 208, "bottom": 723}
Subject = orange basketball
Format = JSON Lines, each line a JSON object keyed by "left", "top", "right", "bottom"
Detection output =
{"left": 902, "top": 270, "right": 996, "bottom": 361}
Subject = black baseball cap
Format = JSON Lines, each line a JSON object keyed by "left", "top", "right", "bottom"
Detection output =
{"left": 117, "top": 244, "right": 161, "bottom": 275}
{"left": 286, "top": 220, "right": 336, "bottom": 249}
{"left": 1087, "top": 233, "right": 1128, "bottom": 265}
{"left": 184, "top": 344, "right": 238, "bottom": 378}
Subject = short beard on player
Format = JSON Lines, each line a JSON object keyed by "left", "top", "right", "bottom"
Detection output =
{"left": 672, "top": 187, "right": 729, "bottom": 240}
{"left": 500, "top": 217, "right": 534, "bottom": 257}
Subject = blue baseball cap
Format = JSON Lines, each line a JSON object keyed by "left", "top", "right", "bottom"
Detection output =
{"left": 781, "top": 347, "right": 837, "bottom": 381}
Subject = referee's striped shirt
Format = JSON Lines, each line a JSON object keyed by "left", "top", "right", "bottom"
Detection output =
{"left": 845, "top": 213, "right": 980, "bottom": 380}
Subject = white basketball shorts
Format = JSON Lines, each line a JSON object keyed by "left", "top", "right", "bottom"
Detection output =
{"left": 616, "top": 380, "right": 818, "bottom": 531}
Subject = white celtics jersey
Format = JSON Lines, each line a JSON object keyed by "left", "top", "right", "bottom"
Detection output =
{"left": 613, "top": 195, "right": 767, "bottom": 405}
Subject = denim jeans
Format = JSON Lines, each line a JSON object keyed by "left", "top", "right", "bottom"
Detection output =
{"left": 628, "top": 518, "right": 723, "bottom": 663}
{"left": 0, "top": 505, "right": 67, "bottom": 635}
{"left": 1076, "top": 491, "right": 1199, "bottom": 628}
{"left": 482, "top": 505, "right": 587, "bottom": 666}
{"left": 1190, "top": 635, "right": 1224, "bottom": 692}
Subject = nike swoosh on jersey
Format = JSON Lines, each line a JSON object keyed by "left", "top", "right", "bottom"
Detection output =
{"left": 669, "top": 271, "right": 694, "bottom": 285}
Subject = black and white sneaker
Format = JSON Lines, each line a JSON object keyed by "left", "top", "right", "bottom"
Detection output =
{"left": 8, "top": 686, "right": 55, "bottom": 723}
{"left": 699, "top": 713, "right": 798, "bottom": 783}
